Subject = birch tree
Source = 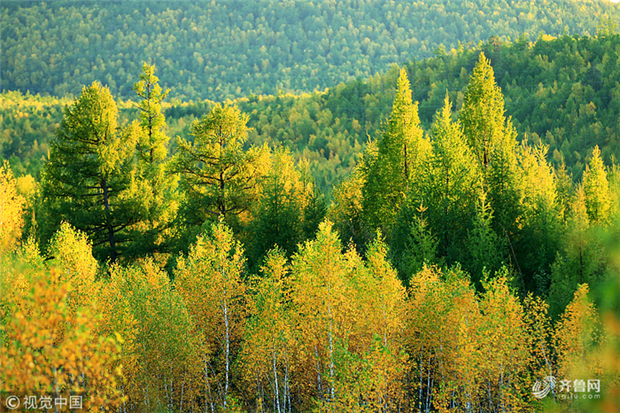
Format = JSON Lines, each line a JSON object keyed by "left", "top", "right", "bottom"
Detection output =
{"left": 175, "top": 220, "right": 246, "bottom": 412}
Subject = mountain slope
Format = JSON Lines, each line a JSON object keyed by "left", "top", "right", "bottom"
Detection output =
{"left": 4, "top": 33, "right": 620, "bottom": 195}
{"left": 2, "top": 0, "right": 619, "bottom": 101}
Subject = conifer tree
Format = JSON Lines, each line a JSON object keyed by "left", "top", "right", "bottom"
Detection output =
{"left": 245, "top": 150, "right": 324, "bottom": 271}
{"left": 175, "top": 104, "right": 269, "bottom": 232}
{"left": 330, "top": 141, "right": 377, "bottom": 251}
{"left": 426, "top": 94, "right": 478, "bottom": 262}
{"left": 516, "top": 141, "right": 561, "bottom": 292}
{"left": 583, "top": 145, "right": 611, "bottom": 225}
{"left": 399, "top": 203, "right": 441, "bottom": 279}
{"left": 459, "top": 53, "right": 508, "bottom": 173}
{"left": 459, "top": 52, "right": 521, "bottom": 238}
{"left": 40, "top": 82, "right": 140, "bottom": 261}
{"left": 548, "top": 187, "right": 607, "bottom": 318}
{"left": 133, "top": 63, "right": 170, "bottom": 166}
{"left": 362, "top": 68, "right": 428, "bottom": 233}
{"left": 466, "top": 190, "right": 506, "bottom": 286}
{"left": 128, "top": 63, "right": 178, "bottom": 256}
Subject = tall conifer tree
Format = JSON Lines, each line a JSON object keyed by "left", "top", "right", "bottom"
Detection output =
{"left": 459, "top": 53, "right": 521, "bottom": 238}
{"left": 583, "top": 145, "right": 611, "bottom": 225}
{"left": 426, "top": 94, "right": 478, "bottom": 262}
{"left": 128, "top": 63, "right": 178, "bottom": 256}
{"left": 41, "top": 82, "right": 140, "bottom": 261}
{"left": 175, "top": 104, "right": 268, "bottom": 234}
{"left": 362, "top": 68, "right": 428, "bottom": 233}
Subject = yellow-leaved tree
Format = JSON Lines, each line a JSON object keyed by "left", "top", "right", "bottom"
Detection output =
{"left": 406, "top": 265, "right": 483, "bottom": 412}
{"left": 98, "top": 258, "right": 200, "bottom": 412}
{"left": 175, "top": 220, "right": 246, "bottom": 412}
{"left": 554, "top": 284, "right": 603, "bottom": 386}
{"left": 0, "top": 237, "right": 123, "bottom": 411}
{"left": 478, "top": 273, "right": 531, "bottom": 411}
{"left": 340, "top": 234, "right": 407, "bottom": 411}
{"left": 0, "top": 161, "right": 26, "bottom": 254}
{"left": 290, "top": 221, "right": 354, "bottom": 411}
{"left": 239, "top": 248, "right": 294, "bottom": 413}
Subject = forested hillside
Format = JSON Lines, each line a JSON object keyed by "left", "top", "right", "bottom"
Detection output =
{"left": 3, "top": 3, "right": 620, "bottom": 410}
{"left": 2, "top": 0, "right": 620, "bottom": 100}
{"left": 2, "top": 55, "right": 620, "bottom": 412}
{"left": 5, "top": 33, "right": 620, "bottom": 193}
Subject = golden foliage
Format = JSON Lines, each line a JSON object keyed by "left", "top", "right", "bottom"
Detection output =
{"left": 0, "top": 161, "right": 26, "bottom": 253}
{"left": 1, "top": 252, "right": 123, "bottom": 411}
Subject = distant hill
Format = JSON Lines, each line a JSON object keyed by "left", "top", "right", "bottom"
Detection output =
{"left": 2, "top": 0, "right": 620, "bottom": 101}
{"left": 4, "top": 33, "right": 620, "bottom": 196}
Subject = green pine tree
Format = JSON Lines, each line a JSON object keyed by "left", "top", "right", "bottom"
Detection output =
{"left": 583, "top": 145, "right": 611, "bottom": 225}
{"left": 40, "top": 82, "right": 140, "bottom": 261}
{"left": 465, "top": 190, "right": 506, "bottom": 288}
{"left": 174, "top": 104, "right": 269, "bottom": 237}
{"left": 127, "top": 63, "right": 178, "bottom": 257}
{"left": 459, "top": 52, "right": 521, "bottom": 250}
{"left": 362, "top": 68, "right": 428, "bottom": 234}
{"left": 426, "top": 93, "right": 478, "bottom": 263}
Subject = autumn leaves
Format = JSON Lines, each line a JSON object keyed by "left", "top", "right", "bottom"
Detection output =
{"left": 2, "top": 53, "right": 620, "bottom": 412}
{"left": 2, "top": 216, "right": 613, "bottom": 412}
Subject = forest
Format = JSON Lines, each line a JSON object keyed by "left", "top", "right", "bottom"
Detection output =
{"left": 2, "top": 0, "right": 620, "bottom": 100}
{"left": 2, "top": 51, "right": 620, "bottom": 412}
{"left": 2, "top": 1, "right": 620, "bottom": 412}
{"left": 6, "top": 32, "right": 620, "bottom": 194}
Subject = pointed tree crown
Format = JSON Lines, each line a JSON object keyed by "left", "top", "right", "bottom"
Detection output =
{"left": 133, "top": 63, "right": 170, "bottom": 164}
{"left": 459, "top": 53, "right": 508, "bottom": 169}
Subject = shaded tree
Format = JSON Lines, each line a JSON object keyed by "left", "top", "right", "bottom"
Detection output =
{"left": 40, "top": 82, "right": 140, "bottom": 261}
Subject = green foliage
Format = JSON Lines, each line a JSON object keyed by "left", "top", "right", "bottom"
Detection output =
{"left": 465, "top": 191, "right": 507, "bottom": 287}
{"left": 398, "top": 203, "right": 441, "bottom": 281}
{"left": 583, "top": 146, "right": 612, "bottom": 225}
{"left": 548, "top": 188, "right": 608, "bottom": 319}
{"left": 3, "top": 0, "right": 619, "bottom": 101}
{"left": 9, "top": 33, "right": 620, "bottom": 197}
{"left": 460, "top": 52, "right": 521, "bottom": 237}
{"left": 125, "top": 64, "right": 179, "bottom": 258}
{"left": 243, "top": 150, "right": 325, "bottom": 272}
{"left": 362, "top": 68, "right": 428, "bottom": 233}
{"left": 175, "top": 104, "right": 268, "bottom": 232}
{"left": 40, "top": 82, "right": 141, "bottom": 261}
{"left": 424, "top": 94, "right": 478, "bottom": 264}
{"left": 514, "top": 141, "right": 562, "bottom": 293}
{"left": 3, "top": 13, "right": 620, "bottom": 410}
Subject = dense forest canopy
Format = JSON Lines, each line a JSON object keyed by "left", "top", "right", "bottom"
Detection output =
{"left": 5, "top": 33, "right": 620, "bottom": 195}
{"left": 2, "top": 0, "right": 620, "bottom": 100}
{"left": 2, "top": 2, "right": 620, "bottom": 411}
{"left": 1, "top": 57, "right": 620, "bottom": 412}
